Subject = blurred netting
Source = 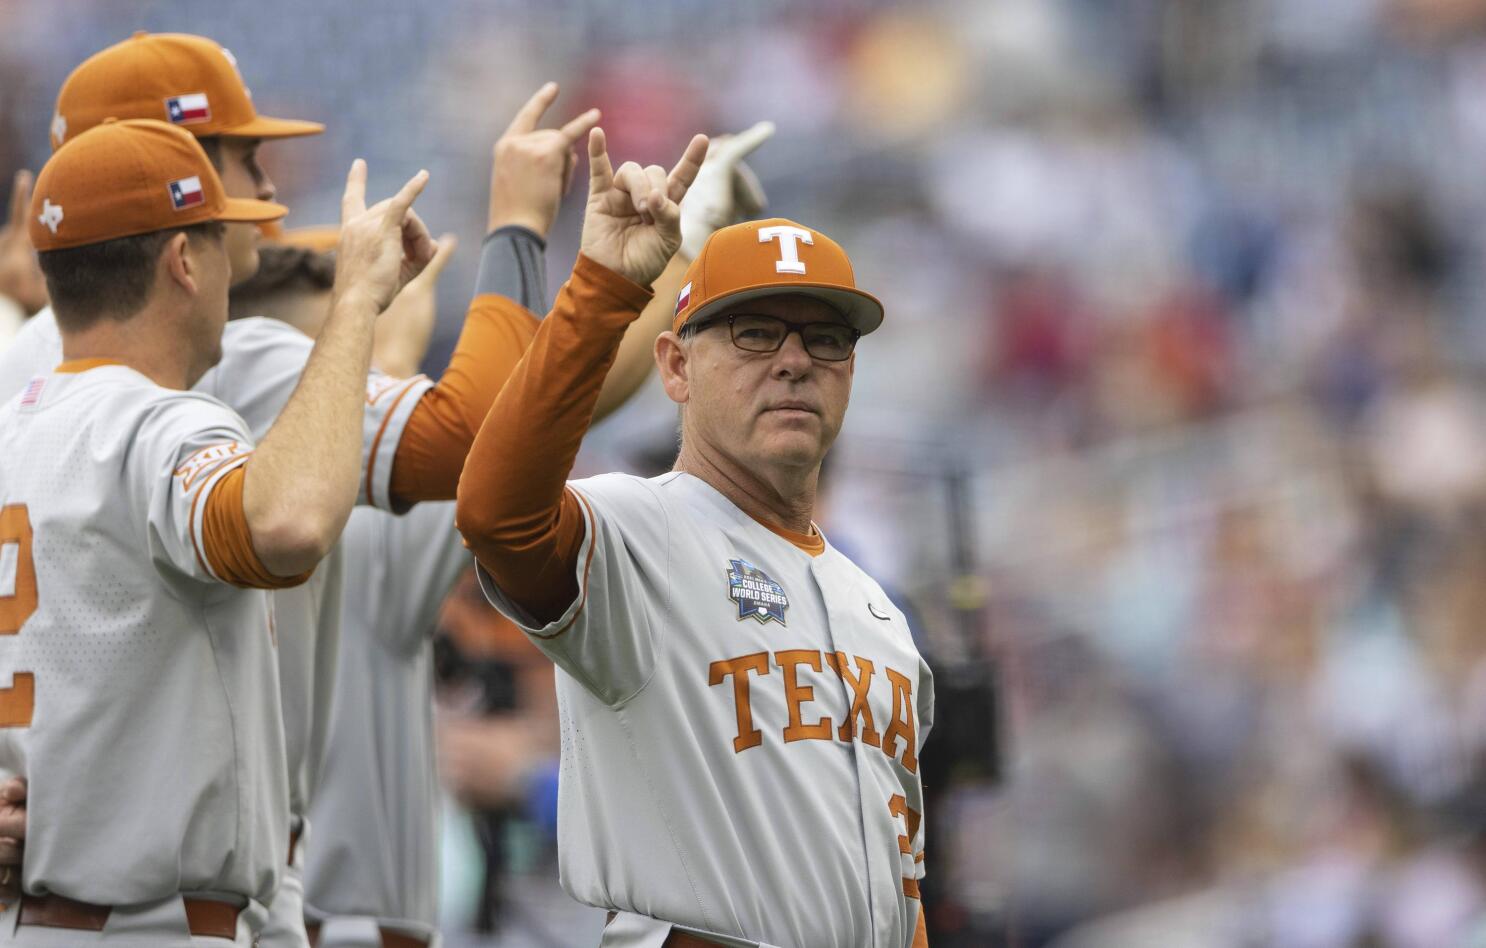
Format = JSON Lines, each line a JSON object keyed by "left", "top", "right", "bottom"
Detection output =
{"left": 12, "top": 0, "right": 1486, "bottom": 944}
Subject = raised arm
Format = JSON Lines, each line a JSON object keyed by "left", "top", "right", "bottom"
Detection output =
{"left": 385, "top": 84, "right": 602, "bottom": 508}
{"left": 371, "top": 233, "right": 457, "bottom": 377}
{"left": 455, "top": 128, "right": 708, "bottom": 623}
{"left": 0, "top": 170, "right": 48, "bottom": 318}
{"left": 592, "top": 121, "right": 775, "bottom": 421}
{"left": 244, "top": 161, "right": 433, "bottom": 576}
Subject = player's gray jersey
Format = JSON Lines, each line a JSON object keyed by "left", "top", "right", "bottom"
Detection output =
{"left": 303, "top": 501, "right": 467, "bottom": 937}
{"left": 0, "top": 309, "right": 431, "bottom": 510}
{"left": 0, "top": 307, "right": 432, "bottom": 832}
{"left": 0, "top": 365, "right": 288, "bottom": 908}
{"left": 478, "top": 471, "right": 933, "bottom": 948}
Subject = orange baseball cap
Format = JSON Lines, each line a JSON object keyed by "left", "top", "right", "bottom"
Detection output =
{"left": 30, "top": 119, "right": 287, "bottom": 252}
{"left": 51, "top": 32, "right": 323, "bottom": 151}
{"left": 671, "top": 218, "right": 884, "bottom": 335}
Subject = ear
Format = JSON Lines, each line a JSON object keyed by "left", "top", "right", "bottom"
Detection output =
{"left": 654, "top": 331, "right": 691, "bottom": 406}
{"left": 162, "top": 232, "right": 198, "bottom": 296}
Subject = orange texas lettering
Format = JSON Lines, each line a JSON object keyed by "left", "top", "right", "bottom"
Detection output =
{"left": 708, "top": 648, "right": 918, "bottom": 773}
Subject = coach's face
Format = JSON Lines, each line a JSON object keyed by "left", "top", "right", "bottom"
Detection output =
{"left": 665, "top": 294, "right": 854, "bottom": 473}
{"left": 216, "top": 136, "right": 275, "bottom": 285}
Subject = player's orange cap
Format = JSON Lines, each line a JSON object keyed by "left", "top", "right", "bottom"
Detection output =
{"left": 30, "top": 119, "right": 287, "bottom": 252}
{"left": 671, "top": 218, "right": 884, "bottom": 335}
{"left": 50, "top": 32, "right": 324, "bottom": 152}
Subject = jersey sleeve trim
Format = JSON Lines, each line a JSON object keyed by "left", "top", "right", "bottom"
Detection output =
{"left": 195, "top": 462, "right": 316, "bottom": 590}
{"left": 474, "top": 484, "right": 597, "bottom": 640}
{"left": 536, "top": 487, "right": 598, "bottom": 641}
{"left": 363, "top": 375, "right": 433, "bottom": 511}
{"left": 188, "top": 450, "right": 252, "bottom": 581}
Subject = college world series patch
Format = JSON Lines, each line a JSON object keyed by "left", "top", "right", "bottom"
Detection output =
{"left": 727, "top": 558, "right": 788, "bottom": 625}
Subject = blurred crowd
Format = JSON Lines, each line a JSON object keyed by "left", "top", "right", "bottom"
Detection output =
{"left": 14, "top": 0, "right": 1486, "bottom": 945}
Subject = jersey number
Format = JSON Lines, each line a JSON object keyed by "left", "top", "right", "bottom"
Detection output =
{"left": 0, "top": 505, "right": 36, "bottom": 727}
{"left": 888, "top": 793, "right": 923, "bottom": 899}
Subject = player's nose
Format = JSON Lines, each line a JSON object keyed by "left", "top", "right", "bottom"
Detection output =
{"left": 769, "top": 331, "right": 813, "bottom": 378}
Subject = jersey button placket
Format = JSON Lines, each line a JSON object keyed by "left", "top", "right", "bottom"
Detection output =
{"left": 808, "top": 555, "right": 894, "bottom": 947}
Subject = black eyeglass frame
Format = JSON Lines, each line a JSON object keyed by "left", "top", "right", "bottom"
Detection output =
{"left": 680, "top": 312, "right": 862, "bottom": 362}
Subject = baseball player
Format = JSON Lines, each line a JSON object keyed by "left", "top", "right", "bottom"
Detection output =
{"left": 454, "top": 128, "right": 933, "bottom": 947}
{"left": 0, "top": 171, "right": 47, "bottom": 349}
{"left": 0, "top": 118, "right": 432, "bottom": 945}
{"left": 299, "top": 120, "right": 776, "bottom": 948}
{"left": 0, "top": 39, "right": 599, "bottom": 948}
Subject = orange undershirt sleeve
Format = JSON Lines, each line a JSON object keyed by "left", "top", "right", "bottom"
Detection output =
{"left": 912, "top": 904, "right": 929, "bottom": 947}
{"left": 455, "top": 254, "right": 653, "bottom": 625}
{"left": 388, "top": 294, "right": 541, "bottom": 507}
{"left": 200, "top": 465, "right": 315, "bottom": 590}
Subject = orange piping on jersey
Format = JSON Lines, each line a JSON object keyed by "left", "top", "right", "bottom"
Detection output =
{"left": 361, "top": 376, "right": 426, "bottom": 508}
{"left": 903, "top": 877, "right": 921, "bottom": 900}
{"left": 54, "top": 357, "right": 124, "bottom": 373}
{"left": 456, "top": 256, "right": 652, "bottom": 626}
{"left": 388, "top": 294, "right": 541, "bottom": 508}
{"left": 754, "top": 516, "right": 825, "bottom": 557}
{"left": 187, "top": 462, "right": 224, "bottom": 579}
{"left": 196, "top": 464, "right": 315, "bottom": 590}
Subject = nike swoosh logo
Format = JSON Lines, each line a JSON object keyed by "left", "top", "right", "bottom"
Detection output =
{"left": 868, "top": 603, "right": 892, "bottom": 621}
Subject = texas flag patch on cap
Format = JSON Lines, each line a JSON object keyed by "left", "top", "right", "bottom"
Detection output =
{"left": 165, "top": 93, "right": 210, "bottom": 125}
{"left": 168, "top": 176, "right": 205, "bottom": 210}
{"left": 675, "top": 281, "right": 692, "bottom": 317}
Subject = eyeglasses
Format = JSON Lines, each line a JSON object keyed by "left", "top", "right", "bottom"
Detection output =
{"left": 682, "top": 313, "right": 861, "bottom": 362}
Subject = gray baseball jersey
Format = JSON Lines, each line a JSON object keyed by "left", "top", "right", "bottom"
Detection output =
{"left": 302, "top": 501, "right": 466, "bottom": 941}
{"left": 302, "top": 225, "right": 548, "bottom": 944}
{"left": 477, "top": 471, "right": 934, "bottom": 948}
{"left": 0, "top": 364, "right": 285, "bottom": 927}
{"left": 0, "top": 309, "right": 434, "bottom": 948}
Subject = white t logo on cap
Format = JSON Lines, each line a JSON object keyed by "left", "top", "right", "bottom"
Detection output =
{"left": 758, "top": 225, "right": 813, "bottom": 275}
{"left": 37, "top": 199, "right": 63, "bottom": 235}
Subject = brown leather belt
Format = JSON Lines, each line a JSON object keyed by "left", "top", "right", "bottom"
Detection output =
{"left": 305, "top": 920, "right": 430, "bottom": 948}
{"left": 605, "top": 910, "right": 730, "bottom": 947}
{"left": 18, "top": 892, "right": 240, "bottom": 939}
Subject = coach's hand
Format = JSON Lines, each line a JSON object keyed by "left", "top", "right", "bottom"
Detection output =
{"left": 488, "top": 82, "right": 601, "bottom": 239}
{"left": 334, "top": 160, "right": 436, "bottom": 313}
{"left": 0, "top": 777, "right": 25, "bottom": 904}
{"left": 580, "top": 128, "right": 708, "bottom": 288}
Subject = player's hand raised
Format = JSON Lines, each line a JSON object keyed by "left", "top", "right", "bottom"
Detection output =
{"left": 488, "top": 82, "right": 601, "bottom": 239}
{"left": 375, "top": 233, "right": 457, "bottom": 377}
{"left": 679, "top": 121, "right": 774, "bottom": 260}
{"left": 0, "top": 171, "right": 47, "bottom": 315}
{"left": 334, "top": 160, "right": 436, "bottom": 313}
{"left": 580, "top": 128, "right": 708, "bottom": 288}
